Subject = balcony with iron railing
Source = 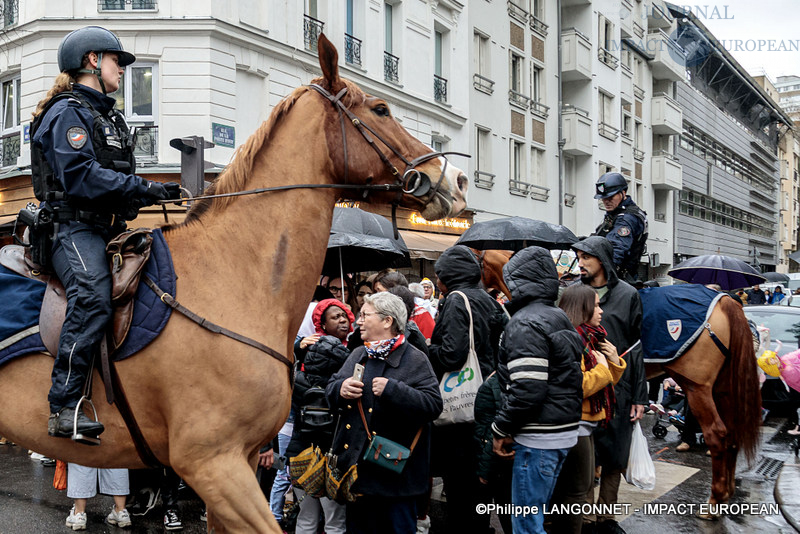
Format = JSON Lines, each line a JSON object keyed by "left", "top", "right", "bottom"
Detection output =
{"left": 655, "top": 212, "right": 667, "bottom": 222}
{"left": 509, "top": 179, "right": 531, "bottom": 197}
{"left": 384, "top": 52, "right": 399, "bottom": 83}
{"left": 474, "top": 170, "right": 495, "bottom": 190}
{"left": 507, "top": 1, "right": 529, "bottom": 25}
{"left": 98, "top": 0, "right": 156, "bottom": 10}
{"left": 2, "top": 0, "right": 18, "bottom": 26}
{"left": 473, "top": 74, "right": 495, "bottom": 94}
{"left": 598, "top": 47, "right": 618, "bottom": 69}
{"left": 132, "top": 125, "right": 158, "bottom": 164}
{"left": 530, "top": 15, "right": 548, "bottom": 36}
{"left": 531, "top": 100, "right": 550, "bottom": 118}
{"left": 508, "top": 89, "right": 530, "bottom": 110}
{"left": 530, "top": 184, "right": 549, "bottom": 202}
{"left": 564, "top": 192, "right": 576, "bottom": 207}
{"left": 344, "top": 33, "right": 362, "bottom": 67}
{"left": 0, "top": 132, "right": 20, "bottom": 167}
{"left": 633, "top": 147, "right": 645, "bottom": 160}
{"left": 304, "top": 15, "right": 324, "bottom": 52}
{"left": 598, "top": 122, "right": 619, "bottom": 140}
{"left": 434, "top": 75, "right": 447, "bottom": 104}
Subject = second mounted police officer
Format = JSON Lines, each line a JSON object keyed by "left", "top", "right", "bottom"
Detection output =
{"left": 593, "top": 172, "right": 648, "bottom": 283}
{"left": 30, "top": 26, "right": 181, "bottom": 443}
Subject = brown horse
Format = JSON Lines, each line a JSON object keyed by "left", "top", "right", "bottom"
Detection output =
{"left": 477, "top": 252, "right": 760, "bottom": 512}
{"left": 0, "top": 35, "right": 466, "bottom": 533}
{"left": 471, "top": 248, "right": 512, "bottom": 300}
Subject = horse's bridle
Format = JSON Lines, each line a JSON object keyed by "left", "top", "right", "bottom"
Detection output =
{"left": 159, "top": 84, "right": 468, "bottom": 237}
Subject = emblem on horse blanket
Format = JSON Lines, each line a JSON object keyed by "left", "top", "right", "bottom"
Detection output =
{"left": 0, "top": 228, "right": 175, "bottom": 367}
{"left": 639, "top": 284, "right": 726, "bottom": 363}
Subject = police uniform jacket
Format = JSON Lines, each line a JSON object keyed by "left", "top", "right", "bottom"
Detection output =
{"left": 32, "top": 83, "right": 151, "bottom": 215}
{"left": 325, "top": 341, "right": 443, "bottom": 497}
{"left": 595, "top": 196, "right": 647, "bottom": 276}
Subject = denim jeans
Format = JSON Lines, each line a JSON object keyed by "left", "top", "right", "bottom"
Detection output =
{"left": 269, "top": 431, "right": 292, "bottom": 522}
{"left": 511, "top": 444, "right": 570, "bottom": 534}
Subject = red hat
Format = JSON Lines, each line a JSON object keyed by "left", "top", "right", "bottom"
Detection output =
{"left": 312, "top": 299, "right": 355, "bottom": 337}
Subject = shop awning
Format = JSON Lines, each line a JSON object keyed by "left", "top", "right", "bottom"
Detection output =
{"left": 398, "top": 230, "right": 459, "bottom": 261}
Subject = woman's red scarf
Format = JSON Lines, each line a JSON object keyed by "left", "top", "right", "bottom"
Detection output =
{"left": 574, "top": 323, "right": 615, "bottom": 425}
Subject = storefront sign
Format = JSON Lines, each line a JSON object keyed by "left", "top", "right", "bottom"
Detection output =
{"left": 409, "top": 213, "right": 471, "bottom": 230}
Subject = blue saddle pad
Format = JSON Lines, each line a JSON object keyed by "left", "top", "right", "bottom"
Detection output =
{"left": 0, "top": 228, "right": 175, "bottom": 365}
{"left": 639, "top": 284, "right": 725, "bottom": 363}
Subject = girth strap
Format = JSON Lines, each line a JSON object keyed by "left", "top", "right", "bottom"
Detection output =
{"left": 142, "top": 276, "right": 294, "bottom": 379}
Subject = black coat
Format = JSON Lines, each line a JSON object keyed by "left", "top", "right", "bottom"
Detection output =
{"left": 286, "top": 336, "right": 350, "bottom": 458}
{"left": 325, "top": 342, "right": 442, "bottom": 497}
{"left": 492, "top": 247, "right": 584, "bottom": 438}
{"left": 474, "top": 374, "right": 510, "bottom": 482}
{"left": 572, "top": 236, "right": 647, "bottom": 469}
{"left": 430, "top": 245, "right": 507, "bottom": 379}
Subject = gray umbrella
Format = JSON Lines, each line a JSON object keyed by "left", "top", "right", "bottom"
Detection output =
{"left": 323, "top": 207, "right": 411, "bottom": 274}
{"left": 762, "top": 271, "right": 791, "bottom": 283}
{"left": 455, "top": 216, "right": 578, "bottom": 251}
{"left": 668, "top": 254, "right": 767, "bottom": 290}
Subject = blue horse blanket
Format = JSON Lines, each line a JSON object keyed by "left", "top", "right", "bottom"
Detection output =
{"left": 0, "top": 228, "right": 175, "bottom": 366}
{"left": 639, "top": 284, "right": 725, "bottom": 363}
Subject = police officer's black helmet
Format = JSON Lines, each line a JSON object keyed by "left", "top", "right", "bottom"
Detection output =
{"left": 57, "top": 26, "right": 136, "bottom": 73}
{"left": 594, "top": 172, "right": 628, "bottom": 199}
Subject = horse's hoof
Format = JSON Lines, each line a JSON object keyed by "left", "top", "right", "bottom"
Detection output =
{"left": 696, "top": 511, "right": 719, "bottom": 521}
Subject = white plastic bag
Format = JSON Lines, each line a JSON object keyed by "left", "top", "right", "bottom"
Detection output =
{"left": 625, "top": 421, "right": 656, "bottom": 490}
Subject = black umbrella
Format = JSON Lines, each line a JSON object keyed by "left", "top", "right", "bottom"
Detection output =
{"left": 762, "top": 271, "right": 790, "bottom": 283}
{"left": 455, "top": 216, "right": 578, "bottom": 251}
{"left": 668, "top": 254, "right": 766, "bottom": 290}
{"left": 322, "top": 207, "right": 411, "bottom": 274}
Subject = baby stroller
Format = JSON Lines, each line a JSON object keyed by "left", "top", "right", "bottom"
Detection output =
{"left": 649, "top": 378, "right": 686, "bottom": 439}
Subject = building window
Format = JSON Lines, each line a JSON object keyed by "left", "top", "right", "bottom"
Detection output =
{"left": 98, "top": 0, "right": 157, "bottom": 10}
{"left": 110, "top": 64, "right": 158, "bottom": 162}
{"left": 531, "top": 147, "right": 545, "bottom": 186}
{"left": 344, "top": 0, "right": 362, "bottom": 66}
{"left": 598, "top": 15, "right": 617, "bottom": 68}
{"left": 434, "top": 30, "right": 448, "bottom": 103}
{"left": 2, "top": 0, "right": 18, "bottom": 26}
{"left": 0, "top": 76, "right": 20, "bottom": 167}
{"left": 598, "top": 91, "right": 618, "bottom": 139}
{"left": 475, "top": 126, "right": 495, "bottom": 190}
{"left": 473, "top": 30, "right": 493, "bottom": 92}
{"left": 384, "top": 3, "right": 399, "bottom": 83}
{"left": 509, "top": 140, "right": 529, "bottom": 196}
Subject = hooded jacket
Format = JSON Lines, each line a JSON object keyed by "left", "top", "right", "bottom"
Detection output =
{"left": 429, "top": 245, "right": 507, "bottom": 379}
{"left": 571, "top": 236, "right": 647, "bottom": 469}
{"left": 491, "top": 247, "right": 583, "bottom": 439}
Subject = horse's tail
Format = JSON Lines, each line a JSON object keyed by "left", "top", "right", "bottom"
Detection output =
{"left": 717, "top": 297, "right": 761, "bottom": 464}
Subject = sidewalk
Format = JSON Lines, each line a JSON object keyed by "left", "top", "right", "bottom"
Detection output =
{"left": 775, "top": 459, "right": 800, "bottom": 533}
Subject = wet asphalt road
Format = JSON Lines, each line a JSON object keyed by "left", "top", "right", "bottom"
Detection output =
{"left": 0, "top": 412, "right": 797, "bottom": 533}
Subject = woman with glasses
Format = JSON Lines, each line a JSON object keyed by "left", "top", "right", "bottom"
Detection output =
{"left": 326, "top": 277, "right": 357, "bottom": 313}
{"left": 326, "top": 292, "right": 442, "bottom": 534}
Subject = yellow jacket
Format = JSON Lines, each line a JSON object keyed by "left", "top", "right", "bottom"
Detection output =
{"left": 581, "top": 356, "right": 626, "bottom": 422}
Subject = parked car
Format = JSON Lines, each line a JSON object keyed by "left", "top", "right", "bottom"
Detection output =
{"left": 743, "top": 305, "right": 800, "bottom": 413}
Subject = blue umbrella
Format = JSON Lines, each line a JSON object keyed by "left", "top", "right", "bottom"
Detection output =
{"left": 668, "top": 254, "right": 766, "bottom": 290}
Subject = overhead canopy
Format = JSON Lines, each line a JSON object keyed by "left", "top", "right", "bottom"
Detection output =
{"left": 398, "top": 230, "right": 459, "bottom": 261}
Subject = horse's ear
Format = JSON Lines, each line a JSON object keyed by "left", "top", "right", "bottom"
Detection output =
{"left": 317, "top": 34, "right": 344, "bottom": 92}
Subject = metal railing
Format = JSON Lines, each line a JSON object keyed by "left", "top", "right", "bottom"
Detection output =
{"left": 304, "top": 15, "right": 324, "bottom": 52}
{"left": 508, "top": 89, "right": 530, "bottom": 109}
{"left": 344, "top": 33, "right": 362, "bottom": 66}
{"left": 509, "top": 179, "right": 531, "bottom": 196}
{"left": 598, "top": 47, "right": 618, "bottom": 68}
{"left": 530, "top": 183, "right": 550, "bottom": 201}
{"left": 2, "top": 0, "right": 18, "bottom": 25}
{"left": 648, "top": 28, "right": 686, "bottom": 58}
{"left": 653, "top": 149, "right": 678, "bottom": 160}
{"left": 132, "top": 125, "right": 158, "bottom": 163}
{"left": 0, "top": 133, "right": 20, "bottom": 167}
{"left": 634, "top": 84, "right": 645, "bottom": 99}
{"left": 473, "top": 74, "right": 495, "bottom": 94}
{"left": 530, "top": 15, "right": 548, "bottom": 36}
{"left": 531, "top": 101, "right": 550, "bottom": 118}
{"left": 598, "top": 122, "right": 619, "bottom": 139}
{"left": 563, "top": 192, "right": 576, "bottom": 207}
{"left": 434, "top": 75, "right": 447, "bottom": 103}
{"left": 562, "top": 104, "right": 590, "bottom": 118}
{"left": 633, "top": 147, "right": 645, "bottom": 160}
{"left": 384, "top": 51, "right": 399, "bottom": 83}
{"left": 474, "top": 170, "right": 495, "bottom": 190}
{"left": 98, "top": 0, "right": 156, "bottom": 9}
{"left": 507, "top": 1, "right": 529, "bottom": 25}
{"left": 655, "top": 212, "right": 667, "bottom": 222}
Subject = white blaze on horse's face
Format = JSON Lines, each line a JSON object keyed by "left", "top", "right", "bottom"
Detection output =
{"left": 416, "top": 156, "right": 467, "bottom": 221}
{"left": 440, "top": 156, "right": 468, "bottom": 216}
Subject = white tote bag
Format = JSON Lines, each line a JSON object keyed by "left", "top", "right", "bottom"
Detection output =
{"left": 434, "top": 291, "right": 484, "bottom": 426}
{"left": 625, "top": 421, "right": 656, "bottom": 490}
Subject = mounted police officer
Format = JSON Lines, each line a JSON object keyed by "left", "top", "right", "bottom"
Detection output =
{"left": 30, "top": 26, "right": 181, "bottom": 443}
{"left": 593, "top": 172, "right": 648, "bottom": 283}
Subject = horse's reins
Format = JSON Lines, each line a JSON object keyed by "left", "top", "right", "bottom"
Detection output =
{"left": 156, "top": 83, "right": 469, "bottom": 238}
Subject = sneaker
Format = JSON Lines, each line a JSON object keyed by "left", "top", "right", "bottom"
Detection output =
{"left": 668, "top": 414, "right": 685, "bottom": 427}
{"left": 66, "top": 506, "right": 87, "bottom": 531}
{"left": 106, "top": 506, "right": 132, "bottom": 528}
{"left": 676, "top": 441, "right": 691, "bottom": 452}
{"left": 416, "top": 516, "right": 431, "bottom": 534}
{"left": 128, "top": 487, "right": 160, "bottom": 517}
{"left": 649, "top": 403, "right": 665, "bottom": 414}
{"left": 200, "top": 509, "right": 207, "bottom": 522}
{"left": 788, "top": 427, "right": 800, "bottom": 436}
{"left": 164, "top": 509, "right": 183, "bottom": 531}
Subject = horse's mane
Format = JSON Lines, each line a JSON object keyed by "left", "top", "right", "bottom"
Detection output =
{"left": 162, "top": 77, "right": 367, "bottom": 231}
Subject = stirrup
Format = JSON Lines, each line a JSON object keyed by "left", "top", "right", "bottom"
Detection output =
{"left": 71, "top": 396, "right": 101, "bottom": 446}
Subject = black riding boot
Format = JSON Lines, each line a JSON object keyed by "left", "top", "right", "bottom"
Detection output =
{"left": 47, "top": 407, "right": 104, "bottom": 438}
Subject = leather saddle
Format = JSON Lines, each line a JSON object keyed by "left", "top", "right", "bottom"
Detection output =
{"left": 0, "top": 228, "right": 154, "bottom": 356}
